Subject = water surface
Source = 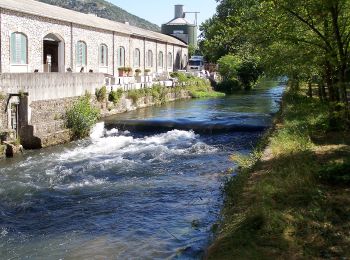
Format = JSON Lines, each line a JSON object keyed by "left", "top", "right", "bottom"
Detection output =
{"left": 0, "top": 84, "right": 284, "bottom": 259}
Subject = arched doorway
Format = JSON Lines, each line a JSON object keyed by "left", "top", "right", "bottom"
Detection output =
{"left": 43, "top": 33, "right": 65, "bottom": 72}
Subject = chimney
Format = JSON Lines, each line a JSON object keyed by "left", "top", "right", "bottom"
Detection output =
{"left": 174, "top": 5, "right": 184, "bottom": 19}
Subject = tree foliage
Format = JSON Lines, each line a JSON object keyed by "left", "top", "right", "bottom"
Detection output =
{"left": 200, "top": 0, "right": 350, "bottom": 103}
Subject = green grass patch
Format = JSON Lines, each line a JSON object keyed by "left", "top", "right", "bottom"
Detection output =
{"left": 208, "top": 87, "right": 350, "bottom": 259}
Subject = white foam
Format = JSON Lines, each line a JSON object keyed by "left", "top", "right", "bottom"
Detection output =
{"left": 90, "top": 122, "right": 105, "bottom": 140}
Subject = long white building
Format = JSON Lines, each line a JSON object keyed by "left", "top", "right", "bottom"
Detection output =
{"left": 0, "top": 0, "right": 188, "bottom": 75}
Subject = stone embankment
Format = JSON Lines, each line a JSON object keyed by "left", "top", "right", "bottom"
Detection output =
{"left": 21, "top": 89, "right": 191, "bottom": 149}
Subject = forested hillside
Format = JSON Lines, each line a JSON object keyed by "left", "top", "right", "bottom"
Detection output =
{"left": 37, "top": 0, "right": 160, "bottom": 32}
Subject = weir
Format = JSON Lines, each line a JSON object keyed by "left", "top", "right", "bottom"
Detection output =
{"left": 105, "top": 118, "right": 268, "bottom": 133}
{"left": 0, "top": 84, "right": 284, "bottom": 259}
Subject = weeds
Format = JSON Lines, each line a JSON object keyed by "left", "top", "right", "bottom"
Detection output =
{"left": 95, "top": 86, "right": 107, "bottom": 102}
{"left": 208, "top": 87, "right": 350, "bottom": 259}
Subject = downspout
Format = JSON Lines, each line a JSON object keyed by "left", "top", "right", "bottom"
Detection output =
{"left": 129, "top": 36, "right": 131, "bottom": 68}
{"left": 165, "top": 42, "right": 168, "bottom": 72}
{"left": 155, "top": 41, "right": 158, "bottom": 72}
{"left": 143, "top": 37, "right": 146, "bottom": 74}
{"left": 173, "top": 45, "right": 175, "bottom": 71}
{"left": 70, "top": 22, "right": 73, "bottom": 69}
{"left": 0, "top": 8, "right": 2, "bottom": 73}
{"left": 112, "top": 31, "right": 115, "bottom": 76}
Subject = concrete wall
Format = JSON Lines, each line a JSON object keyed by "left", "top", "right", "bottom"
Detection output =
{"left": 0, "top": 8, "right": 187, "bottom": 76}
{"left": 0, "top": 92, "right": 8, "bottom": 131}
{"left": 0, "top": 73, "right": 106, "bottom": 102}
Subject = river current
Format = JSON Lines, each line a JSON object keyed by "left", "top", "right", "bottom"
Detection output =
{"left": 0, "top": 84, "right": 284, "bottom": 259}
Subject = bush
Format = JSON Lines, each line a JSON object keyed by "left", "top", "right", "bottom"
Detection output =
{"left": 108, "top": 89, "right": 123, "bottom": 104}
{"left": 217, "top": 54, "right": 262, "bottom": 92}
{"left": 95, "top": 86, "right": 107, "bottom": 102}
{"left": 128, "top": 89, "right": 143, "bottom": 104}
{"left": 66, "top": 97, "right": 100, "bottom": 138}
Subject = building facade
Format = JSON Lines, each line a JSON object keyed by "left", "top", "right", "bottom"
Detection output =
{"left": 0, "top": 0, "right": 188, "bottom": 76}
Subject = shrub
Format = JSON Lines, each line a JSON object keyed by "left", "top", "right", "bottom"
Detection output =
{"left": 135, "top": 68, "right": 141, "bottom": 73}
{"left": 108, "top": 89, "right": 123, "bottom": 104}
{"left": 128, "top": 89, "right": 142, "bottom": 104}
{"left": 66, "top": 97, "right": 100, "bottom": 138}
{"left": 95, "top": 86, "right": 107, "bottom": 102}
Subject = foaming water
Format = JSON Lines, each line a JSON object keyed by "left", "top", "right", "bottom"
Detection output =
{"left": 0, "top": 84, "right": 284, "bottom": 259}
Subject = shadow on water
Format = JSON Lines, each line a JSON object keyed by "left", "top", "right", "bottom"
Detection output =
{"left": 0, "top": 83, "right": 284, "bottom": 259}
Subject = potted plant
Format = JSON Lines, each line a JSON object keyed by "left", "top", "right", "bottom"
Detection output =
{"left": 135, "top": 68, "right": 141, "bottom": 76}
{"left": 118, "top": 67, "right": 126, "bottom": 77}
{"left": 125, "top": 67, "right": 132, "bottom": 76}
{"left": 144, "top": 68, "right": 151, "bottom": 76}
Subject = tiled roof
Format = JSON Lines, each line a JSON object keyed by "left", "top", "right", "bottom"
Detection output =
{"left": 0, "top": 0, "right": 187, "bottom": 47}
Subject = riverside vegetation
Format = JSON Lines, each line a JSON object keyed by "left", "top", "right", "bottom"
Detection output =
{"left": 207, "top": 85, "right": 350, "bottom": 259}
{"left": 65, "top": 74, "right": 223, "bottom": 138}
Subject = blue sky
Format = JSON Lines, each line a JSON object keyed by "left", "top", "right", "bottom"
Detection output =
{"left": 109, "top": 0, "right": 218, "bottom": 29}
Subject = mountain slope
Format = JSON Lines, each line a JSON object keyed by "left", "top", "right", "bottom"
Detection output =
{"left": 37, "top": 0, "right": 160, "bottom": 32}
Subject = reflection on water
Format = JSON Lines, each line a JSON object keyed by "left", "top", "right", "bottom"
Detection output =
{"left": 0, "top": 83, "right": 284, "bottom": 259}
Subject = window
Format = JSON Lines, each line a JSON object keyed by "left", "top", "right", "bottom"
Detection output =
{"left": 76, "top": 41, "right": 87, "bottom": 66}
{"left": 10, "top": 32, "right": 28, "bottom": 64}
{"left": 167, "top": 52, "right": 173, "bottom": 68}
{"left": 118, "top": 46, "right": 125, "bottom": 67}
{"left": 147, "top": 50, "right": 153, "bottom": 67}
{"left": 158, "top": 51, "right": 163, "bottom": 68}
{"left": 99, "top": 44, "right": 108, "bottom": 66}
{"left": 134, "top": 48, "right": 140, "bottom": 68}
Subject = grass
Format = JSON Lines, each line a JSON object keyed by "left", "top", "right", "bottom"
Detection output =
{"left": 207, "top": 87, "right": 350, "bottom": 259}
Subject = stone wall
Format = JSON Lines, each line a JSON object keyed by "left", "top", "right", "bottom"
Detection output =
{"left": 0, "top": 92, "right": 8, "bottom": 131}
{"left": 25, "top": 88, "right": 191, "bottom": 148}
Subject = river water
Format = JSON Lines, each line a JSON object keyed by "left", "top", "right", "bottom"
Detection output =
{"left": 0, "top": 84, "right": 284, "bottom": 259}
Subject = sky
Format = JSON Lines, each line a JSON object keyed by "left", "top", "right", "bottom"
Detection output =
{"left": 109, "top": 0, "right": 218, "bottom": 29}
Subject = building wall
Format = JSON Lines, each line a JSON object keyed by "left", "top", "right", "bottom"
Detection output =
{"left": 0, "top": 8, "right": 187, "bottom": 76}
{"left": 1, "top": 9, "right": 71, "bottom": 73}
{"left": 156, "top": 42, "right": 167, "bottom": 73}
{"left": 145, "top": 39, "right": 157, "bottom": 73}
{"left": 72, "top": 23, "right": 113, "bottom": 74}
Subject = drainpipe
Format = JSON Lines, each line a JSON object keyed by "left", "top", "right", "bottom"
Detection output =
{"left": 70, "top": 22, "right": 73, "bottom": 70}
{"left": 0, "top": 8, "right": 2, "bottom": 74}
{"left": 143, "top": 37, "right": 146, "bottom": 74}
{"left": 112, "top": 31, "right": 115, "bottom": 76}
{"left": 155, "top": 41, "right": 158, "bottom": 72}
{"left": 173, "top": 45, "right": 175, "bottom": 71}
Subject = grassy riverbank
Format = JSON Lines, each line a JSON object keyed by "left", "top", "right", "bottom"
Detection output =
{"left": 207, "top": 87, "right": 350, "bottom": 259}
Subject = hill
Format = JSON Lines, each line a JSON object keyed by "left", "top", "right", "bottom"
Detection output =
{"left": 37, "top": 0, "right": 160, "bottom": 32}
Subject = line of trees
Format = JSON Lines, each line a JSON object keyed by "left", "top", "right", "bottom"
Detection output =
{"left": 200, "top": 0, "right": 350, "bottom": 104}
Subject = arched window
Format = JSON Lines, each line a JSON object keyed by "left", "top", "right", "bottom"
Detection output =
{"left": 147, "top": 50, "right": 153, "bottom": 67}
{"left": 183, "top": 54, "right": 188, "bottom": 68}
{"left": 134, "top": 48, "right": 140, "bottom": 68}
{"left": 10, "top": 32, "right": 28, "bottom": 64}
{"left": 158, "top": 51, "right": 163, "bottom": 68}
{"left": 76, "top": 41, "right": 87, "bottom": 67}
{"left": 99, "top": 44, "right": 108, "bottom": 66}
{"left": 167, "top": 52, "right": 173, "bottom": 68}
{"left": 118, "top": 46, "right": 125, "bottom": 67}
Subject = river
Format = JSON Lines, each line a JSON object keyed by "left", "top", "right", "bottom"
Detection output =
{"left": 0, "top": 83, "right": 284, "bottom": 259}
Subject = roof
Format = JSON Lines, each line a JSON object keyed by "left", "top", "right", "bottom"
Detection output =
{"left": 164, "top": 17, "right": 195, "bottom": 26}
{"left": 0, "top": 0, "right": 187, "bottom": 47}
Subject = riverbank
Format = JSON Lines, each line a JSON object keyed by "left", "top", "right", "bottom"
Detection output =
{"left": 207, "top": 87, "right": 350, "bottom": 259}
